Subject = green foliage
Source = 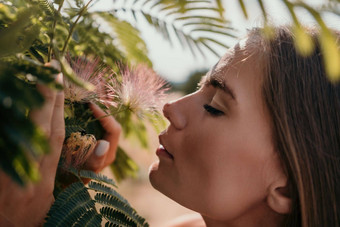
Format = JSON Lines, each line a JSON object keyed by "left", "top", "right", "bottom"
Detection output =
{"left": 95, "top": 12, "right": 152, "bottom": 66}
{"left": 0, "top": 8, "right": 39, "bottom": 57}
{"left": 46, "top": 169, "right": 148, "bottom": 227}
{"left": 65, "top": 102, "right": 105, "bottom": 139}
{"left": 88, "top": 181, "right": 129, "bottom": 204}
{"left": 46, "top": 181, "right": 97, "bottom": 227}
{"left": 79, "top": 169, "right": 117, "bottom": 187}
{"left": 113, "top": 0, "right": 235, "bottom": 57}
{"left": 110, "top": 146, "right": 139, "bottom": 182}
{"left": 0, "top": 57, "right": 58, "bottom": 185}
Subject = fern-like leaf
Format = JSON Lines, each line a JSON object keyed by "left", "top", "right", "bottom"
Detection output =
{"left": 94, "top": 12, "right": 152, "bottom": 65}
{"left": 112, "top": 0, "right": 234, "bottom": 58}
{"left": 95, "top": 193, "right": 147, "bottom": 226}
{"left": 47, "top": 181, "right": 92, "bottom": 216}
{"left": 101, "top": 207, "right": 139, "bottom": 227}
{"left": 73, "top": 209, "right": 102, "bottom": 227}
{"left": 49, "top": 169, "right": 149, "bottom": 226}
{"left": 88, "top": 181, "right": 130, "bottom": 204}
{"left": 238, "top": 0, "right": 248, "bottom": 19}
{"left": 79, "top": 169, "right": 117, "bottom": 187}
{"left": 64, "top": 117, "right": 86, "bottom": 137}
{"left": 45, "top": 182, "right": 97, "bottom": 226}
{"left": 37, "top": 0, "right": 56, "bottom": 20}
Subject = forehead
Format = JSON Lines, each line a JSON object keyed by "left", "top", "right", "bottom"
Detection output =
{"left": 206, "top": 37, "right": 267, "bottom": 104}
{"left": 210, "top": 39, "right": 259, "bottom": 80}
{"left": 215, "top": 32, "right": 267, "bottom": 76}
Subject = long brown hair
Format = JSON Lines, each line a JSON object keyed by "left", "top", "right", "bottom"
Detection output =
{"left": 253, "top": 27, "right": 340, "bottom": 226}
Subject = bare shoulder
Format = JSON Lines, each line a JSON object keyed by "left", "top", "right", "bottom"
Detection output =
{"left": 164, "top": 213, "right": 206, "bottom": 227}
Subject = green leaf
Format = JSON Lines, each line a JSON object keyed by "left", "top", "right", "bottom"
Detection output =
{"left": 73, "top": 209, "right": 102, "bottom": 227}
{"left": 64, "top": 117, "right": 86, "bottom": 138}
{"left": 97, "top": 12, "right": 152, "bottom": 65}
{"left": 88, "top": 181, "right": 130, "bottom": 204}
{"left": 114, "top": 1, "right": 233, "bottom": 59}
{"left": 37, "top": 0, "right": 56, "bottom": 19}
{"left": 165, "top": 7, "right": 221, "bottom": 17}
{"left": 101, "top": 207, "right": 136, "bottom": 227}
{"left": 0, "top": 58, "right": 56, "bottom": 185}
{"left": 174, "top": 15, "right": 225, "bottom": 23}
{"left": 0, "top": 8, "right": 40, "bottom": 57}
{"left": 64, "top": 102, "right": 105, "bottom": 140}
{"left": 79, "top": 170, "right": 118, "bottom": 187}
{"left": 96, "top": 193, "right": 147, "bottom": 226}
{"left": 293, "top": 25, "right": 314, "bottom": 56}
{"left": 238, "top": 0, "right": 248, "bottom": 19}
{"left": 319, "top": 31, "right": 340, "bottom": 81}
{"left": 257, "top": 0, "right": 267, "bottom": 21}
{"left": 145, "top": 112, "right": 167, "bottom": 134}
{"left": 110, "top": 146, "right": 139, "bottom": 182}
{"left": 45, "top": 181, "right": 97, "bottom": 227}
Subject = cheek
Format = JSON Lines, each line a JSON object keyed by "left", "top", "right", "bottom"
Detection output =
{"left": 203, "top": 150, "right": 269, "bottom": 219}
{"left": 181, "top": 124, "right": 273, "bottom": 219}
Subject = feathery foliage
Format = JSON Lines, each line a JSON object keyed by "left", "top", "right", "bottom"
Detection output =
{"left": 46, "top": 169, "right": 148, "bottom": 226}
{"left": 110, "top": 0, "right": 235, "bottom": 57}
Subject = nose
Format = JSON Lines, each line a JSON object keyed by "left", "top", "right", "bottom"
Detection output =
{"left": 162, "top": 99, "right": 187, "bottom": 130}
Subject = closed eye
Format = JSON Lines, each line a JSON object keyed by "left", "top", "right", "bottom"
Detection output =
{"left": 203, "top": 104, "right": 224, "bottom": 116}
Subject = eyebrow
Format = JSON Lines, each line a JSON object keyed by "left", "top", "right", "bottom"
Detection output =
{"left": 199, "top": 70, "right": 236, "bottom": 101}
{"left": 209, "top": 76, "right": 236, "bottom": 100}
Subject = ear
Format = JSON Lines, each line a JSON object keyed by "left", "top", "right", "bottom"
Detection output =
{"left": 267, "top": 177, "right": 292, "bottom": 214}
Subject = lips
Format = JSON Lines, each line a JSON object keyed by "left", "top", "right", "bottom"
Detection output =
{"left": 156, "top": 137, "right": 174, "bottom": 160}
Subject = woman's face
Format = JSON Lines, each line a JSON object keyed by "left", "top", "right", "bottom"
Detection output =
{"left": 149, "top": 42, "right": 285, "bottom": 224}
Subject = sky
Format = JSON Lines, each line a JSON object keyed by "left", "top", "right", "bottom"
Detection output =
{"left": 93, "top": 0, "right": 340, "bottom": 83}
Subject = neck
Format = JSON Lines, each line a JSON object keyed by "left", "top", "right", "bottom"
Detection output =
{"left": 201, "top": 203, "right": 284, "bottom": 227}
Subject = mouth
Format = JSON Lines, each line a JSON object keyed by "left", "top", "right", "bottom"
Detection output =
{"left": 156, "top": 144, "right": 174, "bottom": 160}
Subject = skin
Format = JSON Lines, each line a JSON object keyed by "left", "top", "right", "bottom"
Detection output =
{"left": 0, "top": 62, "right": 121, "bottom": 226}
{"left": 149, "top": 41, "right": 287, "bottom": 226}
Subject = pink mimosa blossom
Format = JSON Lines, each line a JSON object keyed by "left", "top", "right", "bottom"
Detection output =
{"left": 64, "top": 56, "right": 109, "bottom": 104}
{"left": 107, "top": 64, "right": 169, "bottom": 116}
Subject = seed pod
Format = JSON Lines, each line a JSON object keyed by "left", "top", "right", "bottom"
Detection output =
{"left": 62, "top": 131, "right": 96, "bottom": 168}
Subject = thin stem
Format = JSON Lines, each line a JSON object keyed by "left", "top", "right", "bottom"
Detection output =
{"left": 295, "top": 2, "right": 328, "bottom": 31}
{"left": 283, "top": 0, "right": 300, "bottom": 25}
{"left": 61, "top": 0, "right": 94, "bottom": 55}
{"left": 87, "top": 113, "right": 114, "bottom": 123}
{"left": 48, "top": 0, "right": 64, "bottom": 62}
{"left": 86, "top": 105, "right": 130, "bottom": 124}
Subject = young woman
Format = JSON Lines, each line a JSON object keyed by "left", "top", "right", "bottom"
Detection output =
{"left": 149, "top": 26, "right": 340, "bottom": 227}
{"left": 1, "top": 26, "right": 339, "bottom": 227}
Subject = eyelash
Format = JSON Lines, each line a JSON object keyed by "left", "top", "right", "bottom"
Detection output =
{"left": 203, "top": 104, "right": 224, "bottom": 116}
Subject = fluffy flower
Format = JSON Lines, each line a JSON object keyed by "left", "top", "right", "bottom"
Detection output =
{"left": 64, "top": 56, "right": 109, "bottom": 103}
{"left": 107, "top": 64, "right": 169, "bottom": 116}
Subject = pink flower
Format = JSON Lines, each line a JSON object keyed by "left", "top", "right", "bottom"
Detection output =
{"left": 107, "top": 64, "right": 169, "bottom": 116}
{"left": 64, "top": 56, "right": 109, "bottom": 104}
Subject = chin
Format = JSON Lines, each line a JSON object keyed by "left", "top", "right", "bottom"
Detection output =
{"left": 148, "top": 161, "right": 160, "bottom": 188}
{"left": 148, "top": 161, "right": 171, "bottom": 196}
